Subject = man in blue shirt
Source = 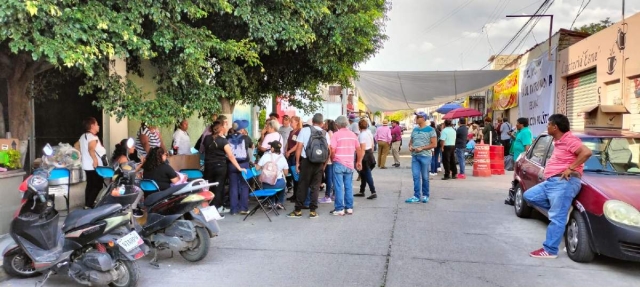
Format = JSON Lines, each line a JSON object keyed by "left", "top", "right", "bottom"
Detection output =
{"left": 510, "top": 118, "right": 533, "bottom": 159}
{"left": 439, "top": 120, "right": 457, "bottom": 180}
{"left": 407, "top": 111, "right": 438, "bottom": 203}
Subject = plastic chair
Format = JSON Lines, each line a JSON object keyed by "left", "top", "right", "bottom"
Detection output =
{"left": 180, "top": 169, "right": 203, "bottom": 180}
{"left": 95, "top": 166, "right": 115, "bottom": 187}
{"left": 240, "top": 168, "right": 283, "bottom": 222}
{"left": 140, "top": 179, "right": 160, "bottom": 193}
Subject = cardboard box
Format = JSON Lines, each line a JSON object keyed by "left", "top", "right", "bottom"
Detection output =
{"left": 582, "top": 105, "right": 629, "bottom": 129}
{"left": 0, "top": 138, "right": 20, "bottom": 151}
{"left": 168, "top": 154, "right": 200, "bottom": 171}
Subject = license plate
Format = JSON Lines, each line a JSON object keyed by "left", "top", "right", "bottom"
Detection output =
{"left": 117, "top": 231, "right": 144, "bottom": 252}
{"left": 200, "top": 206, "right": 221, "bottom": 222}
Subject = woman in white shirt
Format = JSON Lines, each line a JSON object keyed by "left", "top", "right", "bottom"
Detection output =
{"left": 256, "top": 141, "right": 289, "bottom": 210}
{"left": 258, "top": 120, "right": 284, "bottom": 157}
{"left": 79, "top": 117, "right": 107, "bottom": 208}
{"left": 172, "top": 119, "right": 191, "bottom": 155}
{"left": 356, "top": 119, "right": 377, "bottom": 199}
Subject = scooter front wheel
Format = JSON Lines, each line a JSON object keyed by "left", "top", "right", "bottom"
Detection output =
{"left": 109, "top": 259, "right": 140, "bottom": 287}
{"left": 179, "top": 227, "right": 210, "bottom": 262}
{"left": 3, "top": 250, "right": 41, "bottom": 278}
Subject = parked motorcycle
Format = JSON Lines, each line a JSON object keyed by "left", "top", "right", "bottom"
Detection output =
{"left": 2, "top": 144, "right": 148, "bottom": 287}
{"left": 94, "top": 141, "right": 220, "bottom": 265}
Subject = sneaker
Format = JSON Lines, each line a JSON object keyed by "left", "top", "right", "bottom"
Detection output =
{"left": 346, "top": 209, "right": 353, "bottom": 215}
{"left": 430, "top": 173, "right": 437, "bottom": 176}
{"left": 441, "top": 177, "right": 450, "bottom": 180}
{"left": 287, "top": 211, "right": 302, "bottom": 218}
{"left": 275, "top": 204, "right": 285, "bottom": 210}
{"left": 405, "top": 196, "right": 420, "bottom": 203}
{"left": 437, "top": 167, "right": 442, "bottom": 172}
{"left": 239, "top": 210, "right": 249, "bottom": 215}
{"left": 367, "top": 194, "right": 377, "bottom": 200}
{"left": 319, "top": 197, "right": 333, "bottom": 204}
{"left": 217, "top": 214, "right": 225, "bottom": 220}
{"left": 529, "top": 248, "right": 558, "bottom": 259}
{"left": 217, "top": 206, "right": 230, "bottom": 213}
{"left": 457, "top": 174, "right": 466, "bottom": 179}
{"left": 354, "top": 192, "right": 365, "bottom": 197}
{"left": 309, "top": 211, "right": 319, "bottom": 219}
{"left": 421, "top": 196, "right": 429, "bottom": 203}
{"left": 330, "top": 209, "right": 345, "bottom": 216}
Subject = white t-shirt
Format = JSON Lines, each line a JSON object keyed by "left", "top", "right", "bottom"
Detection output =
{"left": 79, "top": 133, "right": 106, "bottom": 171}
{"left": 172, "top": 129, "right": 191, "bottom": 155}
{"left": 257, "top": 152, "right": 289, "bottom": 179}
{"left": 349, "top": 122, "right": 361, "bottom": 135}
{"left": 358, "top": 129, "right": 374, "bottom": 150}
{"left": 261, "top": 132, "right": 284, "bottom": 150}
{"left": 296, "top": 126, "right": 331, "bottom": 159}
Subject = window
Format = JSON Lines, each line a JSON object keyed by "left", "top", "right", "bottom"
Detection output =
{"left": 528, "top": 135, "right": 551, "bottom": 165}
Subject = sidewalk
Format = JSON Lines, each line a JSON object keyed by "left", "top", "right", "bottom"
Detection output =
{"left": 3, "top": 136, "right": 640, "bottom": 286}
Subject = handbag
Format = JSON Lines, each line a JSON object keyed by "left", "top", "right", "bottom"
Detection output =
{"left": 85, "top": 133, "right": 109, "bottom": 166}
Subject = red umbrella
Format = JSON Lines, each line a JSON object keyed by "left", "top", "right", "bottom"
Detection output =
{"left": 442, "top": 108, "right": 482, "bottom": 119}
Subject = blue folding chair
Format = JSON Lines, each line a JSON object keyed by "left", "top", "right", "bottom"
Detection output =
{"left": 140, "top": 179, "right": 160, "bottom": 193}
{"left": 241, "top": 168, "right": 283, "bottom": 222}
{"left": 95, "top": 166, "right": 115, "bottom": 187}
{"left": 180, "top": 169, "right": 203, "bottom": 180}
{"left": 48, "top": 168, "right": 71, "bottom": 213}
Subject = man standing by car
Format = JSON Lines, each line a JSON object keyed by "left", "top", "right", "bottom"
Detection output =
{"left": 454, "top": 118, "right": 468, "bottom": 179}
{"left": 390, "top": 121, "right": 402, "bottom": 167}
{"left": 523, "top": 114, "right": 592, "bottom": 259}
{"left": 510, "top": 117, "right": 532, "bottom": 160}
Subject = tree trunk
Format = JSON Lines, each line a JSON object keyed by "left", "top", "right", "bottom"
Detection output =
{"left": 7, "top": 74, "right": 32, "bottom": 141}
{"left": 219, "top": 97, "right": 235, "bottom": 122}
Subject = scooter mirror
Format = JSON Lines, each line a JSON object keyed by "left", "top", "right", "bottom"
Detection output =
{"left": 127, "top": 138, "right": 134, "bottom": 149}
{"left": 43, "top": 143, "right": 54, "bottom": 156}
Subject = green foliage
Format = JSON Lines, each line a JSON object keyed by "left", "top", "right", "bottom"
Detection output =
{"left": 387, "top": 110, "right": 411, "bottom": 122}
{"left": 374, "top": 111, "right": 382, "bottom": 117}
{"left": 0, "top": 150, "right": 22, "bottom": 170}
{"left": 573, "top": 18, "right": 614, "bottom": 35}
{"left": 258, "top": 109, "right": 266, "bottom": 130}
{"left": 1, "top": 0, "right": 389, "bottom": 131}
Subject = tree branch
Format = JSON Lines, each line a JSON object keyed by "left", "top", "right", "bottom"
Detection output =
{"left": 0, "top": 51, "right": 13, "bottom": 68}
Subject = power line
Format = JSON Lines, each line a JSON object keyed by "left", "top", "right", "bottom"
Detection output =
{"left": 506, "top": 2, "right": 552, "bottom": 56}
{"left": 570, "top": 0, "right": 592, "bottom": 30}
{"left": 480, "top": 0, "right": 553, "bottom": 69}
{"left": 421, "top": 0, "right": 477, "bottom": 35}
{"left": 460, "top": 0, "right": 510, "bottom": 61}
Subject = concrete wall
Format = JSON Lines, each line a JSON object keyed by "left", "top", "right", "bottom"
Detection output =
{"left": 556, "top": 13, "right": 640, "bottom": 130}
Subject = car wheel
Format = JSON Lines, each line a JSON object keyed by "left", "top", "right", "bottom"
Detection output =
{"left": 565, "top": 210, "right": 595, "bottom": 263}
{"left": 514, "top": 186, "right": 532, "bottom": 218}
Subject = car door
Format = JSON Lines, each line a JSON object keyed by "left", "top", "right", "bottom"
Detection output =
{"left": 520, "top": 135, "right": 552, "bottom": 190}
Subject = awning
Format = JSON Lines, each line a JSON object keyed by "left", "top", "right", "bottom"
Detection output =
{"left": 581, "top": 105, "right": 629, "bottom": 113}
{"left": 354, "top": 70, "right": 513, "bottom": 112}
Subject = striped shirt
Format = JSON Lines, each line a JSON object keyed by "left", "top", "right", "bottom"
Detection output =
{"left": 135, "top": 126, "right": 161, "bottom": 158}
{"left": 330, "top": 128, "right": 359, "bottom": 169}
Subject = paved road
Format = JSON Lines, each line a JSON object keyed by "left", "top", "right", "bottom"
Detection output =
{"left": 3, "top": 133, "right": 640, "bottom": 286}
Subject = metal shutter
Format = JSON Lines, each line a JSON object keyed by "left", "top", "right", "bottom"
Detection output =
{"left": 606, "top": 81, "right": 622, "bottom": 105}
{"left": 566, "top": 69, "right": 597, "bottom": 131}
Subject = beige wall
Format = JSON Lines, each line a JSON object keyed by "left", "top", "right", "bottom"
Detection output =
{"left": 104, "top": 57, "right": 129, "bottom": 156}
{"left": 556, "top": 13, "right": 640, "bottom": 130}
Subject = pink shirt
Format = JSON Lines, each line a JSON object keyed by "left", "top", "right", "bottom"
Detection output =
{"left": 375, "top": 125, "right": 392, "bottom": 143}
{"left": 544, "top": 132, "right": 584, "bottom": 179}
{"left": 330, "top": 128, "right": 359, "bottom": 169}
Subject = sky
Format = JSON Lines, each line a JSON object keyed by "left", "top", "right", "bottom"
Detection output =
{"left": 360, "top": 0, "right": 640, "bottom": 71}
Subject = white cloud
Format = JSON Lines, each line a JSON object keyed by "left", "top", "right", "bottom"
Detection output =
{"left": 462, "top": 31, "right": 481, "bottom": 38}
{"left": 419, "top": 41, "right": 435, "bottom": 52}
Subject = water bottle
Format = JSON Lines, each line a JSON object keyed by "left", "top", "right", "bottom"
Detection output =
{"left": 118, "top": 185, "right": 126, "bottom": 195}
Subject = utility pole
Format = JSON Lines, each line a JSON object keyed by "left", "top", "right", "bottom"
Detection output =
{"left": 506, "top": 14, "right": 553, "bottom": 60}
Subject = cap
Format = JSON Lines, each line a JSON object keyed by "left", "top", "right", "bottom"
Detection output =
{"left": 414, "top": 111, "right": 428, "bottom": 119}
{"left": 382, "top": 119, "right": 389, "bottom": 125}
{"left": 348, "top": 114, "right": 357, "bottom": 120}
{"left": 233, "top": 119, "right": 249, "bottom": 131}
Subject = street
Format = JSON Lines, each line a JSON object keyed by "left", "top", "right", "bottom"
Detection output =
{"left": 2, "top": 134, "right": 640, "bottom": 287}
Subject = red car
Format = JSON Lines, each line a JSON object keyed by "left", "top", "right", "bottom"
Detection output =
{"left": 508, "top": 129, "right": 640, "bottom": 263}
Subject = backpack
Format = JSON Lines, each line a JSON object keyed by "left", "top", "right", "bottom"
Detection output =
{"left": 230, "top": 135, "right": 248, "bottom": 161}
{"left": 259, "top": 154, "right": 281, "bottom": 185}
{"left": 304, "top": 127, "right": 329, "bottom": 163}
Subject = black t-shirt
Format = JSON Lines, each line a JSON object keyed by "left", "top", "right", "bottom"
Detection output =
{"left": 143, "top": 163, "right": 178, "bottom": 191}
{"left": 455, "top": 125, "right": 469, "bottom": 149}
{"left": 203, "top": 135, "right": 228, "bottom": 164}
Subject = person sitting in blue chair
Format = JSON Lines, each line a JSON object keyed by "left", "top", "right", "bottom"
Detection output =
{"left": 255, "top": 140, "right": 289, "bottom": 210}
{"left": 142, "top": 147, "right": 185, "bottom": 191}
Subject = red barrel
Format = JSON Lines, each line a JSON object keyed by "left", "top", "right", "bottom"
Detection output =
{"left": 490, "top": 145, "right": 505, "bottom": 175}
{"left": 473, "top": 144, "right": 491, "bottom": 177}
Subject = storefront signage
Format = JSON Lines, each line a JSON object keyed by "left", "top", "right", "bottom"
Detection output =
{"left": 519, "top": 50, "right": 556, "bottom": 136}
{"left": 492, "top": 69, "right": 519, "bottom": 111}
{"left": 561, "top": 47, "right": 599, "bottom": 75}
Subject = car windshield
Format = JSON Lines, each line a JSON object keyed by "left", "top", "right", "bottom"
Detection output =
{"left": 582, "top": 137, "right": 640, "bottom": 174}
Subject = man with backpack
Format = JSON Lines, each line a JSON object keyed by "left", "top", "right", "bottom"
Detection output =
{"left": 289, "top": 113, "right": 331, "bottom": 219}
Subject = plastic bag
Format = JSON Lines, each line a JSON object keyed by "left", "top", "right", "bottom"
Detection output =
{"left": 504, "top": 155, "right": 514, "bottom": 171}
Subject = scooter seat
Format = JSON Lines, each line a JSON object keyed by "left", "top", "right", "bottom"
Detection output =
{"left": 63, "top": 204, "right": 122, "bottom": 233}
{"left": 143, "top": 183, "right": 189, "bottom": 207}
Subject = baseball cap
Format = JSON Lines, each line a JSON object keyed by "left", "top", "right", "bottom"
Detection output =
{"left": 348, "top": 114, "right": 357, "bottom": 120}
{"left": 233, "top": 119, "right": 249, "bottom": 131}
{"left": 414, "top": 111, "right": 428, "bottom": 119}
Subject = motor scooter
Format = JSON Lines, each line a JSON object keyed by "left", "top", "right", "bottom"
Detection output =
{"left": 2, "top": 144, "right": 148, "bottom": 287}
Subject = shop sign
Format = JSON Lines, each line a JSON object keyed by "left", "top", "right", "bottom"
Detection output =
{"left": 492, "top": 69, "right": 519, "bottom": 111}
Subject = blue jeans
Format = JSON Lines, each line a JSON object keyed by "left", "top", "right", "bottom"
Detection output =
{"left": 431, "top": 148, "right": 441, "bottom": 172}
{"left": 524, "top": 176, "right": 582, "bottom": 254}
{"left": 455, "top": 148, "right": 466, "bottom": 175}
{"left": 333, "top": 162, "right": 354, "bottom": 211}
{"left": 324, "top": 164, "right": 334, "bottom": 197}
{"left": 228, "top": 162, "right": 250, "bottom": 213}
{"left": 262, "top": 178, "right": 286, "bottom": 204}
{"left": 412, "top": 155, "right": 432, "bottom": 198}
{"left": 358, "top": 165, "right": 376, "bottom": 194}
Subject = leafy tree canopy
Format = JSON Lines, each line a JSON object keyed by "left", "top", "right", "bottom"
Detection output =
{"left": 0, "top": 0, "right": 389, "bottom": 140}
{"left": 572, "top": 17, "right": 614, "bottom": 35}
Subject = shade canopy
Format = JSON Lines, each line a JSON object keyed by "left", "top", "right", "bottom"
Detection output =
{"left": 442, "top": 108, "right": 482, "bottom": 119}
{"left": 354, "top": 70, "right": 513, "bottom": 112}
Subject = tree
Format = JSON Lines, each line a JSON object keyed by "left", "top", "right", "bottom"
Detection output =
{"left": 387, "top": 110, "right": 412, "bottom": 122}
{"left": 573, "top": 18, "right": 614, "bottom": 35}
{"left": 0, "top": 0, "right": 389, "bottom": 142}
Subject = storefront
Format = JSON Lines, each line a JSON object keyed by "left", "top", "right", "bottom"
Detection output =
{"left": 557, "top": 12, "right": 640, "bottom": 131}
